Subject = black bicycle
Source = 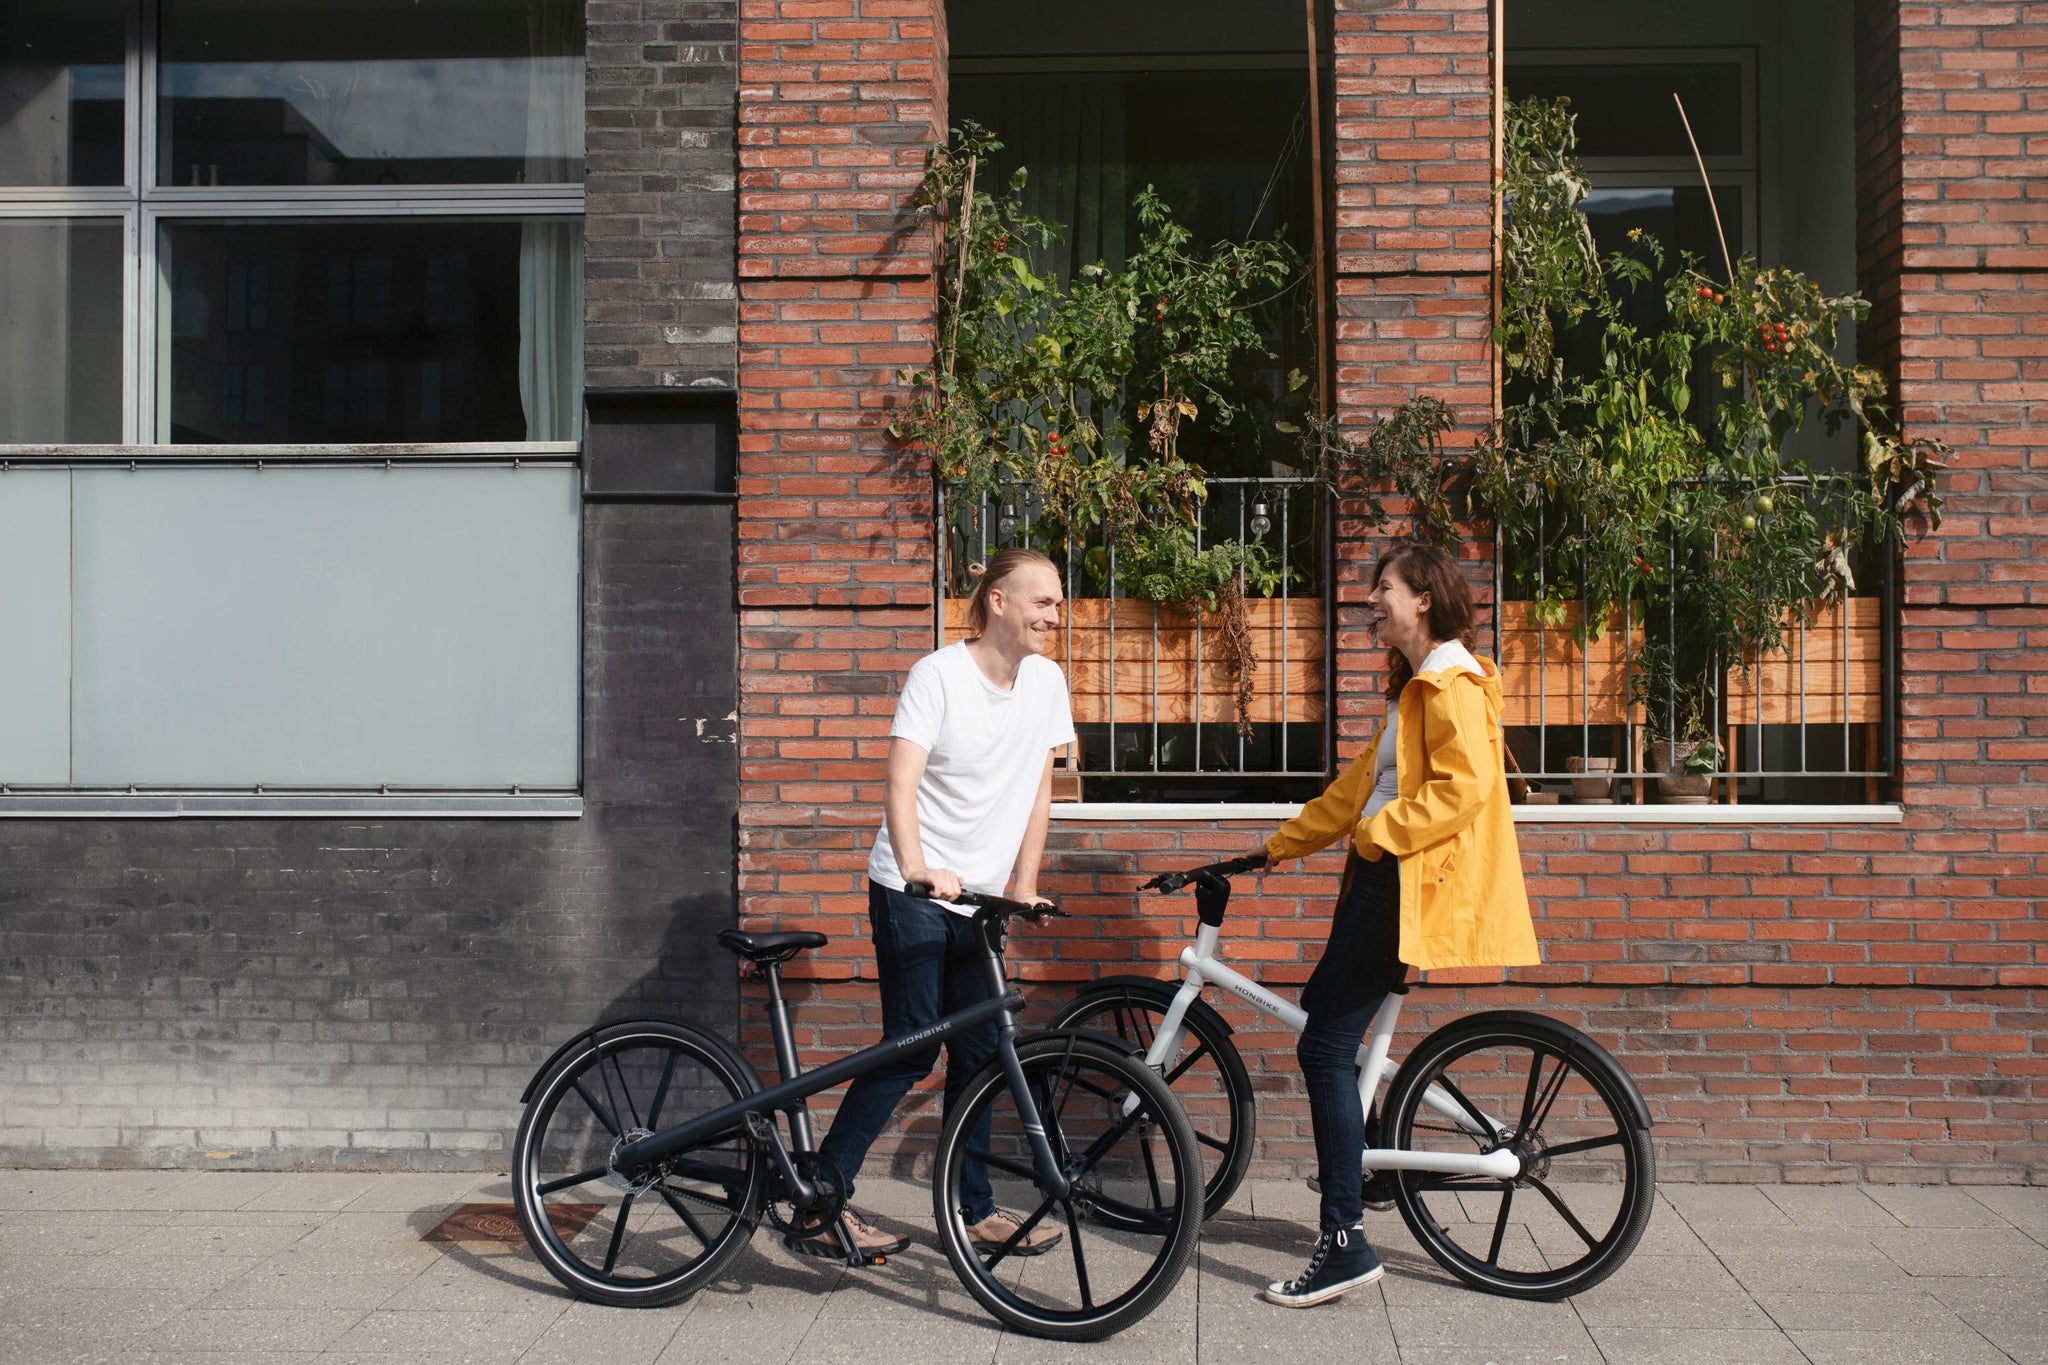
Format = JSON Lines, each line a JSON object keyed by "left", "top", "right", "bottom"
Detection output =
{"left": 512, "top": 886, "right": 1203, "bottom": 1341}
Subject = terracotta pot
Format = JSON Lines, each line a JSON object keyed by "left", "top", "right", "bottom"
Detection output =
{"left": 1649, "top": 740, "right": 1713, "bottom": 804}
{"left": 1565, "top": 755, "right": 1617, "bottom": 803}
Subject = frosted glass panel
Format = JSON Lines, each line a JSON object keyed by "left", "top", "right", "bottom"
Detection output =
{"left": 72, "top": 465, "right": 578, "bottom": 787}
{"left": 0, "top": 469, "right": 73, "bottom": 784}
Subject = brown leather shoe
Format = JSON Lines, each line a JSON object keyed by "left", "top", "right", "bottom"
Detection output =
{"left": 793, "top": 1208, "right": 909, "bottom": 1259}
{"left": 966, "top": 1207, "right": 1063, "bottom": 1257}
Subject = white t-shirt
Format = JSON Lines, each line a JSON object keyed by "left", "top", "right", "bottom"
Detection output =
{"left": 868, "top": 642, "right": 1079, "bottom": 910}
{"left": 1362, "top": 639, "right": 1483, "bottom": 821}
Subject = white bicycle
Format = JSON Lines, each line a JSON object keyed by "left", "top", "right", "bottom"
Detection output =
{"left": 1051, "top": 854, "right": 1655, "bottom": 1299}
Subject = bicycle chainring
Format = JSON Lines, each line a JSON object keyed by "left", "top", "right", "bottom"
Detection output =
{"left": 763, "top": 1152, "right": 846, "bottom": 1239}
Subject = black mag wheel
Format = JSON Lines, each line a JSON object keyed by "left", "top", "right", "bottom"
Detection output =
{"left": 933, "top": 1036, "right": 1203, "bottom": 1341}
{"left": 1051, "top": 982, "right": 1255, "bottom": 1220}
{"left": 513, "top": 1020, "right": 766, "bottom": 1307}
{"left": 1381, "top": 1010, "right": 1655, "bottom": 1301}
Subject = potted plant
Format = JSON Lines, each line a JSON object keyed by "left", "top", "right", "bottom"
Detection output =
{"left": 1474, "top": 97, "right": 1946, "bottom": 801}
{"left": 897, "top": 124, "right": 1462, "bottom": 741}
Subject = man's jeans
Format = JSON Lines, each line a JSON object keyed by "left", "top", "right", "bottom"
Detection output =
{"left": 1297, "top": 852, "right": 1409, "bottom": 1231}
{"left": 816, "top": 881, "right": 998, "bottom": 1222}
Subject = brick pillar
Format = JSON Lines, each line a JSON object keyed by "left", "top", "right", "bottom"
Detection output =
{"left": 1329, "top": 0, "right": 1497, "bottom": 754}
{"left": 733, "top": 0, "right": 945, "bottom": 993}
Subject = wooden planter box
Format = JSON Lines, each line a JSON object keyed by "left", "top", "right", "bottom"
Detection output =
{"left": 1496, "top": 601, "right": 1646, "bottom": 728}
{"left": 941, "top": 596, "right": 1326, "bottom": 726}
{"left": 1722, "top": 597, "right": 1883, "bottom": 726}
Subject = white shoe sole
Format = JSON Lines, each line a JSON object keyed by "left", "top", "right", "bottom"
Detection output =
{"left": 1261, "top": 1263, "right": 1384, "bottom": 1308}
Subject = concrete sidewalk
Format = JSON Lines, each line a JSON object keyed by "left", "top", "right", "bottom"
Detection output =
{"left": 2, "top": 1170, "right": 2043, "bottom": 1365}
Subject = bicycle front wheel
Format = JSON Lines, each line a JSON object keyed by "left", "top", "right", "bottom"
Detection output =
{"left": 933, "top": 1036, "right": 1202, "bottom": 1341}
{"left": 1051, "top": 981, "right": 1255, "bottom": 1220}
{"left": 513, "top": 1019, "right": 766, "bottom": 1307}
{"left": 1381, "top": 1010, "right": 1655, "bottom": 1300}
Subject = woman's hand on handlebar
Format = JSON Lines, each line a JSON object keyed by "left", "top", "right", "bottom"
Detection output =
{"left": 904, "top": 867, "right": 963, "bottom": 901}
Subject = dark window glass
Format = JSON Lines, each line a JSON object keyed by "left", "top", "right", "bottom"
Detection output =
{"left": 159, "top": 0, "right": 584, "bottom": 187}
{"left": 1506, "top": 62, "right": 1744, "bottom": 160}
{"left": 0, "top": 219, "right": 123, "bottom": 441}
{"left": 0, "top": 0, "right": 126, "bottom": 186}
{"left": 161, "top": 218, "right": 582, "bottom": 442}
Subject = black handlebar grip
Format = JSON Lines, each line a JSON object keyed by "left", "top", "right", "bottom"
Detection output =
{"left": 904, "top": 880, "right": 934, "bottom": 898}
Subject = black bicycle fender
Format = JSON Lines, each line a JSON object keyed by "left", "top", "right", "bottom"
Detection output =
{"left": 1423, "top": 1009, "right": 1654, "bottom": 1131}
{"left": 1053, "top": 974, "right": 1237, "bottom": 1038}
{"left": 1017, "top": 1026, "right": 1145, "bottom": 1058}
{"left": 517, "top": 1014, "right": 757, "bottom": 1105}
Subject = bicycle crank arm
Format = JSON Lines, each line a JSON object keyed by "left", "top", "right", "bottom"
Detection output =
{"left": 1366, "top": 1147, "right": 1523, "bottom": 1179}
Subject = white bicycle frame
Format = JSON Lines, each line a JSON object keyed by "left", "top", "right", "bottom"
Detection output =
{"left": 1141, "top": 917, "right": 1520, "bottom": 1180}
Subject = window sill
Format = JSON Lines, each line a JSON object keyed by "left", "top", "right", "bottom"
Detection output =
{"left": 0, "top": 794, "right": 584, "bottom": 819}
{"left": 1051, "top": 801, "right": 1904, "bottom": 825}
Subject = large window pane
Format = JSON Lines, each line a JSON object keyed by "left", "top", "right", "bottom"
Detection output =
{"left": 0, "top": 0, "right": 126, "bottom": 186}
{"left": 0, "top": 218, "right": 123, "bottom": 443}
{"left": 159, "top": 0, "right": 584, "bottom": 187}
{"left": 1506, "top": 62, "right": 1745, "bottom": 160}
{"left": 161, "top": 217, "right": 582, "bottom": 442}
{"left": 70, "top": 465, "right": 580, "bottom": 788}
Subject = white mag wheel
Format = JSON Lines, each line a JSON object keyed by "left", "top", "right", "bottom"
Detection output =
{"left": 932, "top": 1036, "right": 1203, "bottom": 1341}
{"left": 513, "top": 1020, "right": 766, "bottom": 1307}
{"left": 1381, "top": 1010, "right": 1655, "bottom": 1300}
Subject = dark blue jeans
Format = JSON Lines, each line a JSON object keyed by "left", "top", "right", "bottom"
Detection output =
{"left": 816, "top": 882, "right": 998, "bottom": 1222}
{"left": 1297, "top": 851, "right": 1410, "bottom": 1231}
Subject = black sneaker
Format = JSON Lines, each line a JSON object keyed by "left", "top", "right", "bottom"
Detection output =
{"left": 1303, "top": 1171, "right": 1398, "bottom": 1212}
{"left": 1262, "top": 1225, "right": 1384, "bottom": 1308}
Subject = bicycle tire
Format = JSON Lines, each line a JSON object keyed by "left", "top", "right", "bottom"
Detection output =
{"left": 514, "top": 1018, "right": 766, "bottom": 1307}
{"left": 1051, "top": 980, "right": 1256, "bottom": 1220}
{"left": 1381, "top": 1010, "right": 1655, "bottom": 1300}
{"left": 932, "top": 1035, "right": 1203, "bottom": 1341}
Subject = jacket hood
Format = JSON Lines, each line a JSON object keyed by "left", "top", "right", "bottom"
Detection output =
{"left": 1407, "top": 655, "right": 1504, "bottom": 720}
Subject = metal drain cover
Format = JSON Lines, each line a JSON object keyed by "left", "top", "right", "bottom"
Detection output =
{"left": 425, "top": 1202, "right": 600, "bottom": 1243}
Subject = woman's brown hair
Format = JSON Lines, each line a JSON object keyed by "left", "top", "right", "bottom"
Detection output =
{"left": 1372, "top": 541, "right": 1475, "bottom": 700}
{"left": 963, "top": 547, "right": 1060, "bottom": 636}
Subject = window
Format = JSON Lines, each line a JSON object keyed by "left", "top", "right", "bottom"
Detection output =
{"left": 0, "top": 2, "right": 585, "bottom": 798}
{"left": 945, "top": 2, "right": 1330, "bottom": 803}
{"left": 0, "top": 0, "right": 584, "bottom": 445}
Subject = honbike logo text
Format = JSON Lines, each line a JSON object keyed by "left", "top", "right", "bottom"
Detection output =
{"left": 1231, "top": 980, "right": 1290, "bottom": 1018}
{"left": 895, "top": 1022, "right": 949, "bottom": 1052}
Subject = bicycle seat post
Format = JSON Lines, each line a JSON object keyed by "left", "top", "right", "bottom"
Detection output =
{"left": 755, "top": 956, "right": 815, "bottom": 1151}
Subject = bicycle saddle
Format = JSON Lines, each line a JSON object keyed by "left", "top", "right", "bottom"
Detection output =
{"left": 715, "top": 928, "right": 827, "bottom": 963}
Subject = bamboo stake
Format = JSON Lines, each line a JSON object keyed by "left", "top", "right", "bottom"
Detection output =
{"left": 1304, "top": 0, "right": 1331, "bottom": 424}
{"left": 1672, "top": 92, "right": 1735, "bottom": 284}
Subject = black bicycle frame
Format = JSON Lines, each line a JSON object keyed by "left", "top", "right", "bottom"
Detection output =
{"left": 612, "top": 915, "right": 1070, "bottom": 1203}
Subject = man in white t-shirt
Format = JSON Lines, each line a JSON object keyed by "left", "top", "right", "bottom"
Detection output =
{"left": 805, "top": 548, "right": 1077, "bottom": 1260}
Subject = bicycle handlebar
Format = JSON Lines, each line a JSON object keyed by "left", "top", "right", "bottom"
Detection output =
{"left": 1140, "top": 852, "right": 1269, "bottom": 896}
{"left": 902, "top": 882, "right": 1069, "bottom": 923}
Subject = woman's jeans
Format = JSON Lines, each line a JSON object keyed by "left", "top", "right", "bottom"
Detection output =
{"left": 816, "top": 882, "right": 998, "bottom": 1222}
{"left": 1298, "top": 852, "right": 1410, "bottom": 1232}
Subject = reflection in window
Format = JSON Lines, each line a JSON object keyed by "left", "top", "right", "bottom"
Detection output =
{"left": 0, "top": 219, "right": 122, "bottom": 442}
{"left": 0, "top": 0, "right": 126, "bottom": 186}
{"left": 161, "top": 218, "right": 582, "bottom": 442}
{"left": 1506, "top": 62, "right": 1744, "bottom": 161}
{"left": 159, "top": 0, "right": 585, "bottom": 187}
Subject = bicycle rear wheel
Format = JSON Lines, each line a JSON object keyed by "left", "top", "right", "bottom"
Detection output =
{"left": 513, "top": 1019, "right": 765, "bottom": 1307}
{"left": 933, "top": 1036, "right": 1202, "bottom": 1341}
{"left": 1051, "top": 981, "right": 1255, "bottom": 1220}
{"left": 1381, "top": 1010, "right": 1655, "bottom": 1300}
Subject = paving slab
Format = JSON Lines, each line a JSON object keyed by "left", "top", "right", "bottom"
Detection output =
{"left": 4, "top": 1172, "right": 2047, "bottom": 1363}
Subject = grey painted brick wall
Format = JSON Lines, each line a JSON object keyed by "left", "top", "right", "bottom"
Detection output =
{"left": 585, "top": 0, "right": 739, "bottom": 390}
{"left": 0, "top": 6, "right": 743, "bottom": 1168}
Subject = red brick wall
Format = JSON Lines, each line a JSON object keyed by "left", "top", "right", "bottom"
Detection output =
{"left": 732, "top": 0, "right": 2048, "bottom": 1184}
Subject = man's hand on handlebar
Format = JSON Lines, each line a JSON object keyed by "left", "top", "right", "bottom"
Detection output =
{"left": 904, "top": 867, "right": 963, "bottom": 901}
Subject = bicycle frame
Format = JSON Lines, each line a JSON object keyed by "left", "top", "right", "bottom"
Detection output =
{"left": 613, "top": 916, "right": 1073, "bottom": 1203}
{"left": 1143, "top": 918, "right": 1519, "bottom": 1179}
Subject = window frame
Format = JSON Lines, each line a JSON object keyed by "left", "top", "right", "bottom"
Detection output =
{"left": 1, "top": 0, "right": 587, "bottom": 446}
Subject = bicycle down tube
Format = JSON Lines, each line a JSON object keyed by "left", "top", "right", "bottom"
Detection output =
{"left": 1143, "top": 921, "right": 1517, "bottom": 1178}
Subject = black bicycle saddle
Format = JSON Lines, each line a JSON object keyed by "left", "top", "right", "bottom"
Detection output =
{"left": 715, "top": 928, "right": 828, "bottom": 962}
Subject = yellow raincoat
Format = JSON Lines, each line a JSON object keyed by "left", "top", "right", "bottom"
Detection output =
{"left": 1264, "top": 656, "right": 1540, "bottom": 972}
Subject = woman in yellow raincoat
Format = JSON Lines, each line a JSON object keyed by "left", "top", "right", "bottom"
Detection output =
{"left": 1256, "top": 542, "right": 1540, "bottom": 1309}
